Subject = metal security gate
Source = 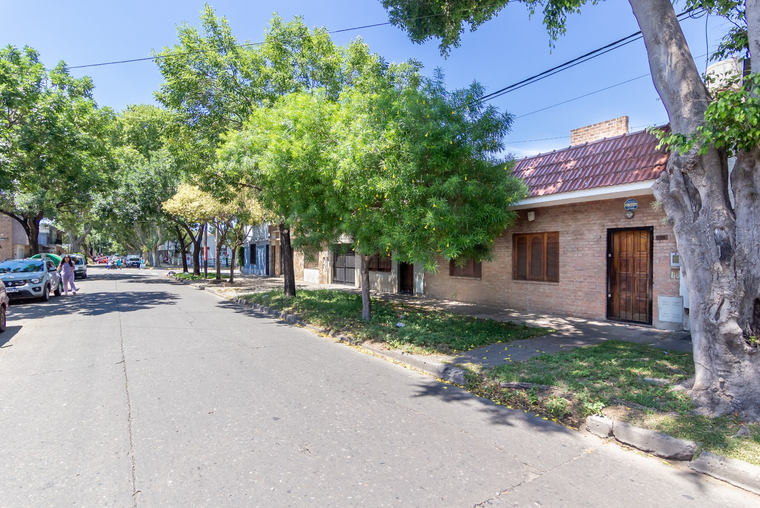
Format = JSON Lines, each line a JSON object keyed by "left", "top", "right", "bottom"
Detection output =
{"left": 333, "top": 250, "right": 355, "bottom": 285}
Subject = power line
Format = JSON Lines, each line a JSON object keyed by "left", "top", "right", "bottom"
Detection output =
{"left": 510, "top": 48, "right": 713, "bottom": 120}
{"left": 515, "top": 74, "right": 650, "bottom": 118}
{"left": 68, "top": 11, "right": 457, "bottom": 70}
{"left": 476, "top": 8, "right": 702, "bottom": 105}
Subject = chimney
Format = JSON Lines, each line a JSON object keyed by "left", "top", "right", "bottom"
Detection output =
{"left": 570, "top": 116, "right": 629, "bottom": 146}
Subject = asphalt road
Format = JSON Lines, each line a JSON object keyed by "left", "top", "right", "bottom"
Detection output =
{"left": 0, "top": 268, "right": 756, "bottom": 507}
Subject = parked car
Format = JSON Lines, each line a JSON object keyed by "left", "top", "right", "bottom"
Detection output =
{"left": 125, "top": 255, "right": 141, "bottom": 268}
{"left": 30, "top": 253, "right": 62, "bottom": 266}
{"left": 65, "top": 254, "right": 88, "bottom": 279}
{"left": 0, "top": 258, "right": 62, "bottom": 302}
{"left": 97, "top": 256, "right": 108, "bottom": 264}
{"left": 0, "top": 280, "right": 8, "bottom": 333}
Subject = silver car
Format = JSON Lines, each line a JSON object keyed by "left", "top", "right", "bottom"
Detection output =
{"left": 65, "top": 254, "right": 88, "bottom": 279}
{"left": 0, "top": 258, "right": 62, "bottom": 302}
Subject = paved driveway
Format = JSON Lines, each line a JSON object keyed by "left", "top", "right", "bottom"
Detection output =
{"left": 0, "top": 269, "right": 754, "bottom": 507}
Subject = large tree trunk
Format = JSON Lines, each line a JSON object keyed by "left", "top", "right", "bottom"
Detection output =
{"left": 68, "top": 225, "right": 92, "bottom": 255}
{"left": 229, "top": 241, "right": 238, "bottom": 284}
{"left": 26, "top": 213, "right": 43, "bottom": 255}
{"left": 174, "top": 223, "right": 189, "bottom": 273}
{"left": 185, "top": 223, "right": 204, "bottom": 276}
{"left": 360, "top": 254, "right": 371, "bottom": 321}
{"left": 279, "top": 222, "right": 296, "bottom": 298}
{"left": 631, "top": 0, "right": 760, "bottom": 420}
{"left": 214, "top": 236, "right": 222, "bottom": 281}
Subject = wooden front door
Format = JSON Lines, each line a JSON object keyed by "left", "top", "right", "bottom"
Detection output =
{"left": 333, "top": 250, "right": 355, "bottom": 285}
{"left": 608, "top": 228, "right": 653, "bottom": 324}
{"left": 399, "top": 262, "right": 414, "bottom": 293}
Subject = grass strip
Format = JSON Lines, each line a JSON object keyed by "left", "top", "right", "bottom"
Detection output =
{"left": 174, "top": 272, "right": 230, "bottom": 280}
{"left": 243, "top": 289, "right": 549, "bottom": 355}
{"left": 471, "top": 341, "right": 759, "bottom": 465}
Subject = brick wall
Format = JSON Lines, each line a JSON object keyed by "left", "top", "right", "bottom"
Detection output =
{"left": 424, "top": 195, "right": 681, "bottom": 329}
{"left": 570, "top": 116, "right": 629, "bottom": 146}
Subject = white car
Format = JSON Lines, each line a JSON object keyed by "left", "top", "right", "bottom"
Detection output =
{"left": 0, "top": 258, "right": 62, "bottom": 302}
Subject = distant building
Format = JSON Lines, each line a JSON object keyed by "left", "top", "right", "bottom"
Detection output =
{"left": 0, "top": 216, "right": 64, "bottom": 259}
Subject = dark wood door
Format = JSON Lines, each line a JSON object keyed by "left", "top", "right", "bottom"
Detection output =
{"left": 333, "top": 250, "right": 355, "bottom": 285}
{"left": 608, "top": 229, "right": 652, "bottom": 324}
{"left": 265, "top": 245, "right": 270, "bottom": 276}
{"left": 399, "top": 262, "right": 414, "bottom": 293}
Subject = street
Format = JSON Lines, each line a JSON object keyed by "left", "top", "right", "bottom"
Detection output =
{"left": 0, "top": 269, "right": 756, "bottom": 507}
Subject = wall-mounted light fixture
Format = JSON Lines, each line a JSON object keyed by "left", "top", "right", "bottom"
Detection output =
{"left": 527, "top": 210, "right": 536, "bottom": 222}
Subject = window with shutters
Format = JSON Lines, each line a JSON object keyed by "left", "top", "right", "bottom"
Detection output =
{"left": 449, "top": 258, "right": 482, "bottom": 278}
{"left": 513, "top": 232, "right": 559, "bottom": 282}
{"left": 368, "top": 253, "right": 392, "bottom": 272}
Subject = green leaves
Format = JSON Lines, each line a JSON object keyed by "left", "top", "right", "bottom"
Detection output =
{"left": 654, "top": 73, "right": 760, "bottom": 157}
{"left": 380, "top": 0, "right": 590, "bottom": 55}
{"left": 0, "top": 45, "right": 115, "bottom": 244}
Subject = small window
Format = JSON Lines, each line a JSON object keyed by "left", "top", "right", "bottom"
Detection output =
{"left": 513, "top": 232, "right": 559, "bottom": 282}
{"left": 368, "top": 253, "right": 392, "bottom": 272}
{"left": 449, "top": 258, "right": 482, "bottom": 278}
{"left": 249, "top": 244, "right": 256, "bottom": 266}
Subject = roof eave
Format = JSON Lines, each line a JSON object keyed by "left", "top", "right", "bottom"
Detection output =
{"left": 511, "top": 180, "right": 656, "bottom": 210}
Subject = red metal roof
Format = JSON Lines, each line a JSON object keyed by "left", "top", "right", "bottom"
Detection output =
{"left": 512, "top": 128, "right": 669, "bottom": 198}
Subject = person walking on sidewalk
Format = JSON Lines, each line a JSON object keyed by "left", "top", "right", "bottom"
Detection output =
{"left": 58, "top": 255, "right": 79, "bottom": 295}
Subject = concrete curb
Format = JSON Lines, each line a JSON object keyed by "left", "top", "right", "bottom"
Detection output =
{"left": 585, "top": 415, "right": 760, "bottom": 495}
{"left": 689, "top": 451, "right": 760, "bottom": 495}
{"left": 612, "top": 421, "right": 696, "bottom": 461}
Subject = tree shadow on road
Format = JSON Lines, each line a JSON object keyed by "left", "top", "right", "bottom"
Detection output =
{"left": 0, "top": 325, "right": 22, "bottom": 349}
{"left": 409, "top": 380, "right": 576, "bottom": 436}
{"left": 8, "top": 290, "right": 179, "bottom": 319}
{"left": 213, "top": 299, "right": 303, "bottom": 329}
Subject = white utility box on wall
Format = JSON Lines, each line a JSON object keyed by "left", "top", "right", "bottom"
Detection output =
{"left": 658, "top": 296, "right": 684, "bottom": 323}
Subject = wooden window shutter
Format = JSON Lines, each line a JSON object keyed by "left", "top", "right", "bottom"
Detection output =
{"left": 546, "top": 233, "right": 559, "bottom": 282}
{"left": 514, "top": 236, "right": 528, "bottom": 279}
{"left": 529, "top": 235, "right": 543, "bottom": 280}
{"left": 449, "top": 258, "right": 482, "bottom": 278}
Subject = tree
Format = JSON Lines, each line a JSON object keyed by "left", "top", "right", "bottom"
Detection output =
{"left": 162, "top": 184, "right": 215, "bottom": 275}
{"left": 0, "top": 45, "right": 115, "bottom": 254}
{"left": 379, "top": 0, "right": 760, "bottom": 420}
{"left": 155, "top": 7, "right": 350, "bottom": 295}
{"left": 221, "top": 65, "right": 525, "bottom": 319}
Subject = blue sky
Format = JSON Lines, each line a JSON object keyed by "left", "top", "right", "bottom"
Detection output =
{"left": 0, "top": 1, "right": 732, "bottom": 157}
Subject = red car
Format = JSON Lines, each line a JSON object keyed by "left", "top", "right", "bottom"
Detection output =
{"left": 97, "top": 256, "right": 108, "bottom": 264}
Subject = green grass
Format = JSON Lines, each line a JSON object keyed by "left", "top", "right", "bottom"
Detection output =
{"left": 479, "top": 340, "right": 760, "bottom": 465}
{"left": 488, "top": 341, "right": 695, "bottom": 414}
{"left": 174, "top": 272, "right": 230, "bottom": 281}
{"left": 243, "top": 289, "right": 549, "bottom": 354}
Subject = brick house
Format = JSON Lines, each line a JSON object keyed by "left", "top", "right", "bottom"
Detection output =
{"left": 424, "top": 117, "right": 685, "bottom": 330}
{"left": 0, "top": 215, "right": 64, "bottom": 260}
{"left": 292, "top": 117, "right": 686, "bottom": 330}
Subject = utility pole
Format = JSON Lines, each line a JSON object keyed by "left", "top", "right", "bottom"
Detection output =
{"left": 203, "top": 222, "right": 208, "bottom": 279}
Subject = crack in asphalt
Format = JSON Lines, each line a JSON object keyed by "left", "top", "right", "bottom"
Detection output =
{"left": 471, "top": 447, "right": 598, "bottom": 507}
{"left": 114, "top": 280, "right": 140, "bottom": 508}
